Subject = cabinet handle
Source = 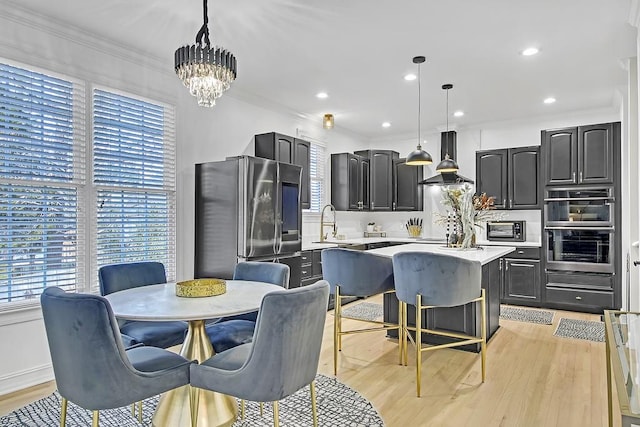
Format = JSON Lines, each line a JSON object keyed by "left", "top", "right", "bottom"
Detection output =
{"left": 509, "top": 199, "right": 513, "bottom": 208}
{"left": 579, "top": 171, "right": 583, "bottom": 182}
{"left": 517, "top": 250, "right": 525, "bottom": 254}
{"left": 503, "top": 199, "right": 506, "bottom": 207}
{"left": 572, "top": 172, "right": 576, "bottom": 182}
{"left": 510, "top": 263, "right": 534, "bottom": 268}
{"left": 393, "top": 202, "right": 396, "bottom": 210}
{"left": 499, "top": 259, "right": 502, "bottom": 271}
{"left": 371, "top": 202, "right": 374, "bottom": 210}
{"left": 575, "top": 296, "right": 582, "bottom": 300}
{"left": 505, "top": 262, "right": 509, "bottom": 271}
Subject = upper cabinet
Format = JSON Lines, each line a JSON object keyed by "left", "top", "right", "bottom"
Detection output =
{"left": 476, "top": 146, "right": 540, "bottom": 210}
{"left": 393, "top": 158, "right": 423, "bottom": 211}
{"left": 255, "top": 132, "right": 311, "bottom": 209}
{"left": 354, "top": 149, "right": 399, "bottom": 211}
{"left": 542, "top": 123, "right": 618, "bottom": 186}
{"left": 331, "top": 153, "right": 369, "bottom": 211}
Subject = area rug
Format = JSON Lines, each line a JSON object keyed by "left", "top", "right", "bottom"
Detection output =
{"left": 499, "top": 306, "right": 554, "bottom": 325}
{"left": 553, "top": 318, "right": 605, "bottom": 342}
{"left": 0, "top": 374, "right": 384, "bottom": 427}
{"left": 340, "top": 302, "right": 384, "bottom": 322}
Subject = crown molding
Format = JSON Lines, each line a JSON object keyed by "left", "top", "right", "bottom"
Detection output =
{"left": 630, "top": 0, "right": 640, "bottom": 28}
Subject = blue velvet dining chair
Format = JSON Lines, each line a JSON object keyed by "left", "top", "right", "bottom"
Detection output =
{"left": 191, "top": 280, "right": 330, "bottom": 427}
{"left": 40, "top": 287, "right": 196, "bottom": 427}
{"left": 205, "top": 261, "right": 289, "bottom": 353}
{"left": 392, "top": 251, "right": 486, "bottom": 397}
{"left": 321, "top": 247, "right": 401, "bottom": 375}
{"left": 99, "top": 261, "right": 188, "bottom": 349}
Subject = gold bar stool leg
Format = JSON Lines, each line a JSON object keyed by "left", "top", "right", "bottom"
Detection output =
{"left": 272, "top": 401, "right": 280, "bottom": 427}
{"left": 416, "top": 294, "right": 422, "bottom": 398}
{"left": 131, "top": 403, "right": 135, "bottom": 418}
{"left": 260, "top": 402, "right": 264, "bottom": 416}
{"left": 240, "top": 400, "right": 245, "bottom": 420}
{"left": 92, "top": 410, "right": 99, "bottom": 427}
{"left": 310, "top": 381, "right": 318, "bottom": 427}
{"left": 398, "top": 299, "right": 403, "bottom": 366}
{"left": 333, "top": 286, "right": 341, "bottom": 375}
{"left": 59, "top": 397, "right": 68, "bottom": 427}
{"left": 189, "top": 386, "right": 200, "bottom": 427}
{"left": 480, "top": 288, "right": 487, "bottom": 382}
{"left": 137, "top": 400, "right": 143, "bottom": 423}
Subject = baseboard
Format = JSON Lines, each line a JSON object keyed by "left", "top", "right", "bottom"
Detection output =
{"left": 0, "top": 364, "right": 53, "bottom": 396}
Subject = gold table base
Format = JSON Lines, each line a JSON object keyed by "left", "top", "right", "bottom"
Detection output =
{"left": 152, "top": 320, "right": 238, "bottom": 427}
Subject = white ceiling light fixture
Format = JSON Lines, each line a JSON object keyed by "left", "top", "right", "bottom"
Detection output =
{"left": 174, "top": 0, "right": 237, "bottom": 107}
{"left": 454, "top": 110, "right": 464, "bottom": 117}
{"left": 404, "top": 74, "right": 417, "bottom": 81}
{"left": 316, "top": 92, "right": 328, "bottom": 99}
{"left": 544, "top": 97, "right": 556, "bottom": 104}
{"left": 521, "top": 47, "right": 540, "bottom": 56}
{"left": 405, "top": 56, "right": 433, "bottom": 166}
{"left": 382, "top": 122, "right": 391, "bottom": 128}
{"left": 436, "top": 84, "right": 459, "bottom": 173}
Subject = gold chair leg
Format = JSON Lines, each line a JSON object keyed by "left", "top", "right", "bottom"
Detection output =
{"left": 333, "top": 286, "right": 341, "bottom": 375}
{"left": 241, "top": 399, "right": 245, "bottom": 420}
{"left": 137, "top": 400, "right": 143, "bottom": 423}
{"left": 131, "top": 403, "right": 135, "bottom": 418}
{"left": 92, "top": 410, "right": 99, "bottom": 427}
{"left": 310, "top": 381, "right": 318, "bottom": 427}
{"left": 416, "top": 294, "right": 422, "bottom": 398}
{"left": 480, "top": 289, "right": 487, "bottom": 383}
{"left": 398, "top": 299, "right": 404, "bottom": 366}
{"left": 273, "top": 401, "right": 280, "bottom": 427}
{"left": 60, "top": 397, "right": 68, "bottom": 427}
{"left": 190, "top": 386, "right": 200, "bottom": 427}
{"left": 260, "top": 402, "right": 264, "bottom": 416}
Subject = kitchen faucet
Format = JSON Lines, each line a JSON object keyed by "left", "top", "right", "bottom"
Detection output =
{"left": 320, "top": 204, "right": 337, "bottom": 242}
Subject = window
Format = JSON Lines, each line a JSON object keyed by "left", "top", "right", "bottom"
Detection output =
{"left": 0, "top": 63, "right": 85, "bottom": 307}
{"left": 0, "top": 60, "right": 176, "bottom": 309}
{"left": 91, "top": 89, "right": 176, "bottom": 288}
{"left": 308, "top": 141, "right": 326, "bottom": 213}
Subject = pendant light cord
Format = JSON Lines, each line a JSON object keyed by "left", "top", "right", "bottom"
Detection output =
{"left": 195, "top": 0, "right": 211, "bottom": 48}
{"left": 417, "top": 62, "right": 421, "bottom": 149}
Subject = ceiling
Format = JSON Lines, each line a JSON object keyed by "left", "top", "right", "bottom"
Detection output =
{"left": 10, "top": 0, "right": 638, "bottom": 139}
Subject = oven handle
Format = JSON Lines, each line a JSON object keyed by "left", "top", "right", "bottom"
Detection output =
{"left": 543, "top": 197, "right": 614, "bottom": 202}
{"left": 544, "top": 226, "right": 615, "bottom": 231}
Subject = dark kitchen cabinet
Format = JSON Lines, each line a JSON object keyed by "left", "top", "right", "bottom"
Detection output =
{"left": 354, "top": 150, "right": 399, "bottom": 211}
{"left": 393, "top": 158, "right": 423, "bottom": 211}
{"left": 501, "top": 248, "right": 541, "bottom": 306}
{"left": 542, "top": 122, "right": 618, "bottom": 186}
{"left": 331, "top": 153, "right": 369, "bottom": 211}
{"left": 255, "top": 132, "right": 311, "bottom": 209}
{"left": 476, "top": 146, "right": 540, "bottom": 209}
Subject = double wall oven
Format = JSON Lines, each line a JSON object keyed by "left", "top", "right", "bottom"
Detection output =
{"left": 544, "top": 187, "right": 614, "bottom": 273}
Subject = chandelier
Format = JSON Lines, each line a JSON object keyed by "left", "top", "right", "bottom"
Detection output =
{"left": 174, "top": 0, "right": 237, "bottom": 107}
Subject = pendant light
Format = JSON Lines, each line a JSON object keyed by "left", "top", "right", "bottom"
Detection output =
{"left": 436, "top": 84, "right": 459, "bottom": 173}
{"left": 405, "top": 56, "right": 433, "bottom": 166}
{"left": 323, "top": 113, "right": 335, "bottom": 129}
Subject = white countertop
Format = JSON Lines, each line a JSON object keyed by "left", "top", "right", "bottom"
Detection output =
{"left": 365, "top": 243, "right": 516, "bottom": 265}
{"left": 302, "top": 237, "right": 539, "bottom": 251}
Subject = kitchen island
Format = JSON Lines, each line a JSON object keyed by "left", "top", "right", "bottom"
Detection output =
{"left": 366, "top": 243, "right": 515, "bottom": 352}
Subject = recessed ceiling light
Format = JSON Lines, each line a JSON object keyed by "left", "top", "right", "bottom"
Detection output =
{"left": 382, "top": 122, "right": 391, "bottom": 128}
{"left": 404, "top": 74, "right": 417, "bottom": 81}
{"left": 543, "top": 97, "right": 556, "bottom": 104}
{"left": 453, "top": 111, "right": 464, "bottom": 117}
{"left": 316, "top": 92, "right": 328, "bottom": 99}
{"left": 522, "top": 47, "right": 539, "bottom": 56}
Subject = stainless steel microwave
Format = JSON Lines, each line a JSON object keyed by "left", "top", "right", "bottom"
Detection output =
{"left": 486, "top": 221, "right": 526, "bottom": 242}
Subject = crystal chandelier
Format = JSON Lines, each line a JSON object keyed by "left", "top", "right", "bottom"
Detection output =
{"left": 174, "top": 0, "right": 237, "bottom": 107}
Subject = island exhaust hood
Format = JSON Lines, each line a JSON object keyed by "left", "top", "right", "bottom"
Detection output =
{"left": 419, "top": 131, "right": 474, "bottom": 186}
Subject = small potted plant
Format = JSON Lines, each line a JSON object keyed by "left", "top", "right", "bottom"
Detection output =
{"left": 366, "top": 222, "right": 375, "bottom": 233}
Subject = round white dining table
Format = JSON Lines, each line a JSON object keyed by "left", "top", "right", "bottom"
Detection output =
{"left": 105, "top": 280, "right": 282, "bottom": 427}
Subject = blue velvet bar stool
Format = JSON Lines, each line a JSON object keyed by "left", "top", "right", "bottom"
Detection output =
{"left": 392, "top": 251, "right": 486, "bottom": 397}
{"left": 206, "top": 261, "right": 289, "bottom": 353}
{"left": 99, "top": 262, "right": 188, "bottom": 349}
{"left": 190, "top": 281, "right": 330, "bottom": 427}
{"left": 40, "top": 287, "right": 196, "bottom": 427}
{"left": 321, "top": 248, "right": 401, "bottom": 375}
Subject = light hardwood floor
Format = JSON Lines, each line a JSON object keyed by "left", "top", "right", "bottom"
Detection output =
{"left": 0, "top": 296, "right": 613, "bottom": 427}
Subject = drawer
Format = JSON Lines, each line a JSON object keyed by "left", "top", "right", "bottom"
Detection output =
{"left": 545, "top": 286, "right": 615, "bottom": 309}
{"left": 506, "top": 247, "right": 540, "bottom": 259}
{"left": 546, "top": 272, "right": 613, "bottom": 291}
{"left": 312, "top": 250, "right": 322, "bottom": 277}
{"left": 301, "top": 277, "right": 320, "bottom": 287}
{"left": 301, "top": 251, "right": 312, "bottom": 265}
{"left": 301, "top": 265, "right": 313, "bottom": 279}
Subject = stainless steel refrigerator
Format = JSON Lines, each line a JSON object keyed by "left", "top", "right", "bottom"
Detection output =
{"left": 194, "top": 156, "right": 302, "bottom": 286}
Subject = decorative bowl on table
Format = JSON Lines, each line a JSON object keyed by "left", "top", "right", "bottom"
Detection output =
{"left": 176, "top": 278, "right": 226, "bottom": 298}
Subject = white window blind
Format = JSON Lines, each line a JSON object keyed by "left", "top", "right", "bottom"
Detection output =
{"left": 308, "top": 142, "right": 326, "bottom": 213}
{"left": 91, "top": 89, "right": 176, "bottom": 288}
{"left": 0, "top": 63, "right": 85, "bottom": 307}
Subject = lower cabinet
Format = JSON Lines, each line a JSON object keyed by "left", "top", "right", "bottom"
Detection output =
{"left": 545, "top": 271, "right": 615, "bottom": 313}
{"left": 300, "top": 250, "right": 322, "bottom": 287}
{"left": 501, "top": 247, "right": 541, "bottom": 306}
{"left": 383, "top": 256, "right": 502, "bottom": 353}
